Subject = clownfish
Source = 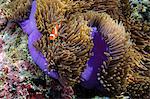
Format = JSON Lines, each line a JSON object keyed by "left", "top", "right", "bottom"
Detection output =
{"left": 49, "top": 23, "right": 61, "bottom": 40}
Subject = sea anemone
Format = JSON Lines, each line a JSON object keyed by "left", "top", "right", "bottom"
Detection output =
{"left": 1, "top": 0, "right": 150, "bottom": 98}
{"left": 34, "top": 8, "right": 94, "bottom": 85}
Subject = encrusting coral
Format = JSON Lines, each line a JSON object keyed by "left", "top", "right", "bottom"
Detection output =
{"left": 1, "top": 0, "right": 150, "bottom": 98}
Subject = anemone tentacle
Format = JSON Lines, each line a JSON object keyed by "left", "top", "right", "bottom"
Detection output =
{"left": 2, "top": 0, "right": 32, "bottom": 21}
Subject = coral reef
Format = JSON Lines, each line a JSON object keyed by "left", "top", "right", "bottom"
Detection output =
{"left": 1, "top": 23, "right": 31, "bottom": 62}
{"left": 0, "top": 22, "right": 65, "bottom": 98}
{"left": 0, "top": 0, "right": 150, "bottom": 98}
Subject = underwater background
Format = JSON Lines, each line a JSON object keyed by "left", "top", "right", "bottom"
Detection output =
{"left": 0, "top": 0, "right": 150, "bottom": 99}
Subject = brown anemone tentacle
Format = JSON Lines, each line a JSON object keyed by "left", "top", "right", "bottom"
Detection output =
{"left": 2, "top": 0, "right": 32, "bottom": 21}
{"left": 126, "top": 75, "right": 150, "bottom": 99}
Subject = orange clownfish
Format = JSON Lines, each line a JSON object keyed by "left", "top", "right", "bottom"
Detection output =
{"left": 49, "top": 23, "right": 61, "bottom": 41}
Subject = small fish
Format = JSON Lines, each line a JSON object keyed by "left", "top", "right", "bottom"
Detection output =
{"left": 49, "top": 23, "right": 61, "bottom": 41}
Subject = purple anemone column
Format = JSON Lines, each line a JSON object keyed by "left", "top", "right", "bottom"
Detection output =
{"left": 20, "top": 1, "right": 58, "bottom": 79}
{"left": 81, "top": 27, "right": 109, "bottom": 90}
